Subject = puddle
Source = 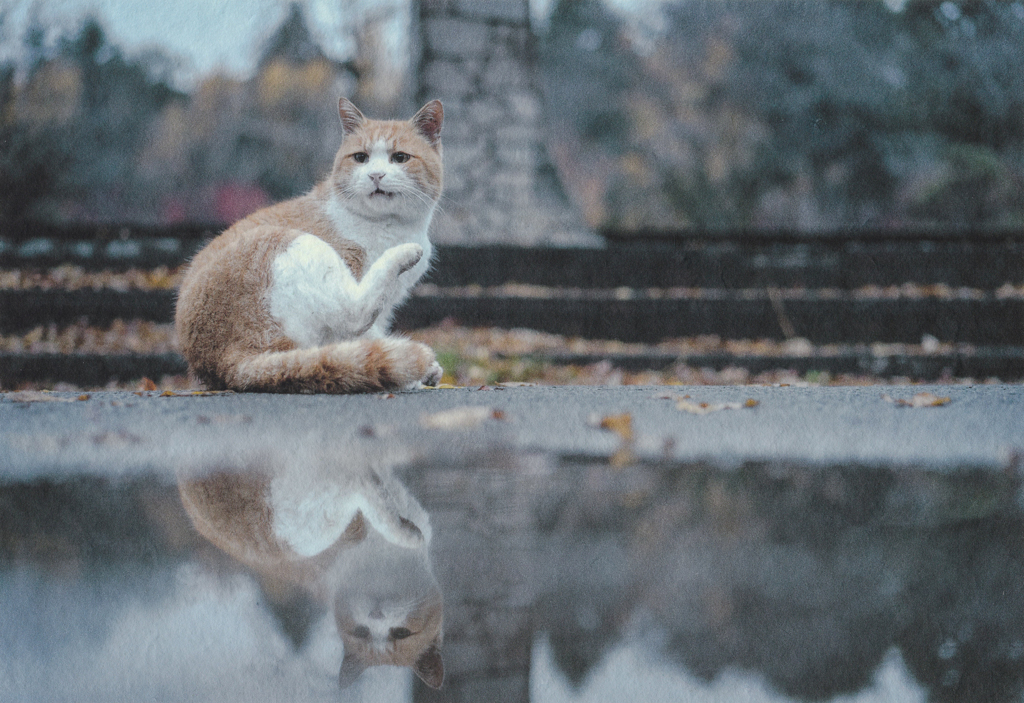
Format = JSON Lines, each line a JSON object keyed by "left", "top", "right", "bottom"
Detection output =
{"left": 1, "top": 446, "right": 1022, "bottom": 702}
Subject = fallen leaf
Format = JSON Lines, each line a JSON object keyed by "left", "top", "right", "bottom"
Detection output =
{"left": 609, "top": 446, "right": 636, "bottom": 469}
{"left": 140, "top": 377, "right": 158, "bottom": 392}
{"left": 675, "top": 397, "right": 759, "bottom": 415}
{"left": 198, "top": 414, "right": 252, "bottom": 425}
{"left": 882, "top": 392, "right": 951, "bottom": 408}
{"left": 420, "top": 405, "right": 505, "bottom": 430}
{"left": 589, "top": 412, "right": 633, "bottom": 442}
{"left": 154, "top": 390, "right": 234, "bottom": 398}
{"left": 587, "top": 413, "right": 636, "bottom": 468}
{"left": 91, "top": 430, "right": 142, "bottom": 446}
{"left": 6, "top": 391, "right": 78, "bottom": 403}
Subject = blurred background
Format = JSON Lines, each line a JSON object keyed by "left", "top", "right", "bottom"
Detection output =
{"left": 1, "top": 0, "right": 1022, "bottom": 235}
{"left": 3, "top": 0, "right": 1024, "bottom": 390}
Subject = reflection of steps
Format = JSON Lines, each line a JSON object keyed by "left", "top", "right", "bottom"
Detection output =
{"left": 2, "top": 228, "right": 1023, "bottom": 385}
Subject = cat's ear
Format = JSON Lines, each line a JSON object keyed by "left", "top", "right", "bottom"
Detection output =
{"left": 413, "top": 641, "right": 444, "bottom": 689}
{"left": 412, "top": 100, "right": 443, "bottom": 147}
{"left": 338, "top": 650, "right": 366, "bottom": 689}
{"left": 338, "top": 98, "right": 365, "bottom": 137}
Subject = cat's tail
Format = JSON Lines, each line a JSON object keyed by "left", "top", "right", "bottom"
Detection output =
{"left": 224, "top": 338, "right": 442, "bottom": 394}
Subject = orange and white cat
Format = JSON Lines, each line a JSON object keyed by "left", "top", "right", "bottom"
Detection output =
{"left": 175, "top": 98, "right": 445, "bottom": 393}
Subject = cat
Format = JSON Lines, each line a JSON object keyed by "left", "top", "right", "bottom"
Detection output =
{"left": 175, "top": 97, "right": 445, "bottom": 393}
{"left": 178, "top": 450, "right": 444, "bottom": 689}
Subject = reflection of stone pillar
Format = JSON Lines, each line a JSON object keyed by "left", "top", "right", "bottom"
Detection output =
{"left": 406, "top": 456, "right": 538, "bottom": 703}
{"left": 417, "top": 0, "right": 597, "bottom": 247}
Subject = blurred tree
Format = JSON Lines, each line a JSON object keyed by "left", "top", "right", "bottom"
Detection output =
{"left": 250, "top": 3, "right": 358, "bottom": 201}
{"left": 537, "top": 0, "right": 1024, "bottom": 234}
{"left": 539, "top": 0, "right": 634, "bottom": 227}
{"left": 59, "top": 19, "right": 182, "bottom": 219}
{"left": 1, "top": 17, "right": 182, "bottom": 224}
{"left": 1, "top": 3, "right": 366, "bottom": 226}
{"left": 140, "top": 2, "right": 361, "bottom": 220}
{"left": 0, "top": 62, "right": 69, "bottom": 223}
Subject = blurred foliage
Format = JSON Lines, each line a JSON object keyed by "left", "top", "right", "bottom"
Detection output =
{"left": 2, "top": 1, "right": 1023, "bottom": 233}
{"left": 1, "top": 18, "right": 181, "bottom": 224}
{"left": 0, "top": 4, "right": 372, "bottom": 226}
{"left": 539, "top": 0, "right": 1024, "bottom": 233}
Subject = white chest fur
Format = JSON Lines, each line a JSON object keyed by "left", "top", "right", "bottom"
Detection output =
{"left": 269, "top": 464, "right": 432, "bottom": 558}
{"left": 267, "top": 198, "right": 434, "bottom": 347}
{"left": 325, "top": 194, "right": 434, "bottom": 291}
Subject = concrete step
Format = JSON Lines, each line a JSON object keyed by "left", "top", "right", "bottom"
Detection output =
{"left": 3, "top": 288, "right": 1023, "bottom": 345}
{"left": 4, "top": 228, "right": 1024, "bottom": 289}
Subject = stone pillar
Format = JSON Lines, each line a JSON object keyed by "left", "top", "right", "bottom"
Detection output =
{"left": 417, "top": 0, "right": 598, "bottom": 247}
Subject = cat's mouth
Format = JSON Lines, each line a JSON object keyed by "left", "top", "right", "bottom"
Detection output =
{"left": 369, "top": 188, "right": 395, "bottom": 199}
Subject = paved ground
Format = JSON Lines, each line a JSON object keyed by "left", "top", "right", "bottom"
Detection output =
{"left": 2, "top": 384, "right": 1023, "bottom": 703}
{"left": 2, "top": 384, "right": 1022, "bottom": 478}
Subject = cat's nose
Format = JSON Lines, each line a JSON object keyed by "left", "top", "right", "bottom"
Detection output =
{"left": 369, "top": 172, "right": 385, "bottom": 186}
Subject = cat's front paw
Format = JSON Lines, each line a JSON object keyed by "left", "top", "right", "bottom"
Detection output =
{"left": 386, "top": 243, "right": 424, "bottom": 276}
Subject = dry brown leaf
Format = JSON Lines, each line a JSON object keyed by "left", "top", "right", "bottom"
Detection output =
{"left": 675, "top": 397, "right": 759, "bottom": 415}
{"left": 593, "top": 413, "right": 634, "bottom": 442}
{"left": 140, "top": 377, "right": 158, "bottom": 392}
{"left": 155, "top": 390, "right": 234, "bottom": 397}
{"left": 609, "top": 446, "right": 636, "bottom": 469}
{"left": 587, "top": 413, "right": 636, "bottom": 468}
{"left": 882, "top": 392, "right": 951, "bottom": 408}
{"left": 6, "top": 391, "right": 79, "bottom": 403}
{"left": 420, "top": 405, "right": 504, "bottom": 430}
{"left": 195, "top": 414, "right": 252, "bottom": 425}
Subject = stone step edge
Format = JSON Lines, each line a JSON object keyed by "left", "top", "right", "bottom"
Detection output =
{"left": 3, "top": 348, "right": 1024, "bottom": 386}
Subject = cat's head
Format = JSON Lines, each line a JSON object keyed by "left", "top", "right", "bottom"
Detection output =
{"left": 334, "top": 579, "right": 444, "bottom": 689}
{"left": 330, "top": 98, "right": 443, "bottom": 224}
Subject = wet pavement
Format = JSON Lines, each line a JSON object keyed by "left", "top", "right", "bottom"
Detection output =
{"left": 1, "top": 385, "right": 1023, "bottom": 702}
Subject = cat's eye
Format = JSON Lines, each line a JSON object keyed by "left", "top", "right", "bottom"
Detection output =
{"left": 389, "top": 627, "right": 413, "bottom": 640}
{"left": 351, "top": 625, "right": 371, "bottom": 639}
{"left": 391, "top": 152, "right": 411, "bottom": 164}
{"left": 352, "top": 152, "right": 369, "bottom": 163}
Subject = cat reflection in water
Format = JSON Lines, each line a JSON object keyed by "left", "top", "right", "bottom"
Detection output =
{"left": 178, "top": 454, "right": 444, "bottom": 689}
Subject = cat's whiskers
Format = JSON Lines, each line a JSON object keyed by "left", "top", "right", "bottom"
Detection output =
{"left": 397, "top": 182, "right": 447, "bottom": 217}
{"left": 395, "top": 591, "right": 439, "bottom": 612}
{"left": 335, "top": 183, "right": 361, "bottom": 204}
{"left": 431, "top": 192, "right": 453, "bottom": 219}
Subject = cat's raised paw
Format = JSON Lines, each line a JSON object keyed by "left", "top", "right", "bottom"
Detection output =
{"left": 388, "top": 243, "right": 424, "bottom": 276}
